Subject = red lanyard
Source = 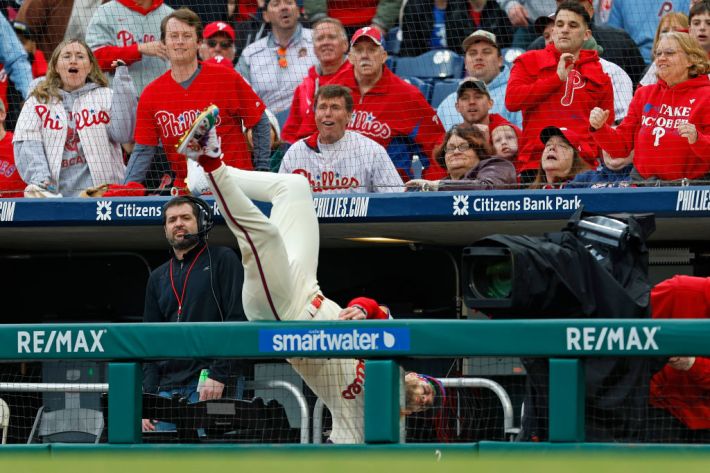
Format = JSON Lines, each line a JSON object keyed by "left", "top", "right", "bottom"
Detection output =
{"left": 169, "top": 245, "right": 207, "bottom": 321}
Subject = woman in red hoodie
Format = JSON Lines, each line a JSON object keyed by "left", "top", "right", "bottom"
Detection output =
{"left": 590, "top": 32, "right": 710, "bottom": 182}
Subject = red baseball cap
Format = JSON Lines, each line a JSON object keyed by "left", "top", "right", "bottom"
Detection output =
{"left": 203, "top": 21, "right": 235, "bottom": 41}
{"left": 350, "top": 26, "right": 383, "bottom": 47}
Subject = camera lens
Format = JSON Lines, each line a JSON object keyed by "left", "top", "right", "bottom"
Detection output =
{"left": 469, "top": 254, "right": 512, "bottom": 299}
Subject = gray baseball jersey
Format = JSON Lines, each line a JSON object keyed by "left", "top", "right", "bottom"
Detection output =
{"left": 86, "top": 0, "right": 173, "bottom": 94}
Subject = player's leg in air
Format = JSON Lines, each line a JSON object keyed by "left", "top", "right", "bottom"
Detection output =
{"left": 177, "top": 107, "right": 444, "bottom": 442}
{"left": 178, "top": 105, "right": 342, "bottom": 323}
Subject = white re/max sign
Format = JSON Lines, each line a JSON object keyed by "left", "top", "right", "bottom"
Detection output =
{"left": 566, "top": 326, "right": 660, "bottom": 352}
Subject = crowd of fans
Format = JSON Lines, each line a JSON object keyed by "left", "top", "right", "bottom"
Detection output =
{"left": 0, "top": 0, "right": 708, "bottom": 444}
{"left": 0, "top": 0, "right": 707, "bottom": 197}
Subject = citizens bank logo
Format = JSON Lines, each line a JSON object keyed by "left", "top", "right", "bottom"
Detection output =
{"left": 258, "top": 328, "right": 410, "bottom": 353}
{"left": 96, "top": 200, "right": 112, "bottom": 221}
{"left": 453, "top": 195, "right": 469, "bottom": 216}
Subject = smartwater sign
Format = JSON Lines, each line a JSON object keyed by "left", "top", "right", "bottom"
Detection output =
{"left": 258, "top": 328, "right": 410, "bottom": 354}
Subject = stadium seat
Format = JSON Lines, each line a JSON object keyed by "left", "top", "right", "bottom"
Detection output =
{"left": 0, "top": 398, "right": 8, "bottom": 444}
{"left": 384, "top": 26, "right": 401, "bottom": 55}
{"left": 274, "top": 108, "right": 290, "bottom": 130}
{"left": 27, "top": 407, "right": 104, "bottom": 444}
{"left": 430, "top": 79, "right": 460, "bottom": 108}
{"left": 394, "top": 49, "right": 464, "bottom": 80}
{"left": 402, "top": 76, "right": 432, "bottom": 102}
{"left": 385, "top": 55, "right": 397, "bottom": 72}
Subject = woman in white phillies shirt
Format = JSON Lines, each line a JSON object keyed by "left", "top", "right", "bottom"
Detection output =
{"left": 14, "top": 39, "right": 136, "bottom": 197}
{"left": 176, "top": 105, "right": 443, "bottom": 442}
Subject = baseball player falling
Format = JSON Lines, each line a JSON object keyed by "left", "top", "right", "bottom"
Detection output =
{"left": 176, "top": 105, "right": 446, "bottom": 443}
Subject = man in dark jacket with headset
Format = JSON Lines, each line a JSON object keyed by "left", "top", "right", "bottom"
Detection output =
{"left": 142, "top": 195, "right": 247, "bottom": 432}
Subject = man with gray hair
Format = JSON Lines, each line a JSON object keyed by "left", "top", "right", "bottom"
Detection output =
{"left": 281, "top": 17, "right": 351, "bottom": 144}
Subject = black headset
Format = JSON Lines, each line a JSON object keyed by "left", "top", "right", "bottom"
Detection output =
{"left": 162, "top": 195, "right": 215, "bottom": 240}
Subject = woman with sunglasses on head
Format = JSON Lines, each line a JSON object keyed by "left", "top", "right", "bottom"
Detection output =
{"left": 405, "top": 124, "right": 516, "bottom": 191}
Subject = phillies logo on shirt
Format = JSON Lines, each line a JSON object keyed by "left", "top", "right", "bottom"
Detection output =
{"left": 349, "top": 111, "right": 391, "bottom": 139}
{"left": 293, "top": 169, "right": 360, "bottom": 192}
{"left": 560, "top": 70, "right": 586, "bottom": 107}
{"left": 155, "top": 109, "right": 222, "bottom": 139}
{"left": 35, "top": 105, "right": 63, "bottom": 130}
{"left": 74, "top": 108, "right": 110, "bottom": 131}
{"left": 117, "top": 31, "right": 157, "bottom": 47}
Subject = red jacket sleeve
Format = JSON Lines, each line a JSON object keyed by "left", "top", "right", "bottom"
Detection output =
{"left": 134, "top": 92, "right": 159, "bottom": 147}
{"left": 412, "top": 99, "right": 446, "bottom": 160}
{"left": 93, "top": 44, "right": 143, "bottom": 72}
{"left": 591, "top": 89, "right": 643, "bottom": 158}
{"left": 281, "top": 85, "right": 304, "bottom": 144}
{"left": 687, "top": 357, "right": 710, "bottom": 392}
{"left": 32, "top": 50, "right": 48, "bottom": 78}
{"left": 347, "top": 297, "right": 390, "bottom": 319}
{"left": 233, "top": 70, "right": 266, "bottom": 129}
{"left": 689, "top": 106, "right": 710, "bottom": 161}
{"left": 505, "top": 57, "right": 562, "bottom": 112}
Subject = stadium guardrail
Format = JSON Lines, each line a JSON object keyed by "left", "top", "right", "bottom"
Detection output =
{"left": 1, "top": 319, "right": 709, "bottom": 446}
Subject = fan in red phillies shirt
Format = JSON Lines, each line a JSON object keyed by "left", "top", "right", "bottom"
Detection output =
{"left": 281, "top": 17, "right": 352, "bottom": 144}
{"left": 506, "top": 2, "right": 614, "bottom": 179}
{"left": 327, "top": 26, "right": 447, "bottom": 180}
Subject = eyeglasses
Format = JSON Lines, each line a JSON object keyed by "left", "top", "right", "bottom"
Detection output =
{"left": 277, "top": 47, "right": 288, "bottom": 68}
{"left": 445, "top": 143, "right": 473, "bottom": 154}
{"left": 207, "top": 39, "right": 233, "bottom": 49}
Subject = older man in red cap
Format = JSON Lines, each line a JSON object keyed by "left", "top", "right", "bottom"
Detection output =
{"left": 200, "top": 21, "right": 237, "bottom": 66}
{"left": 316, "top": 26, "right": 446, "bottom": 180}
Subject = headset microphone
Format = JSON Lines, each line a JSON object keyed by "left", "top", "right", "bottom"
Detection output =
{"left": 163, "top": 195, "right": 215, "bottom": 241}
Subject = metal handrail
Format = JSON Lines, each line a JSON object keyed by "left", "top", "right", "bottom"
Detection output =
{"left": 1, "top": 379, "right": 310, "bottom": 444}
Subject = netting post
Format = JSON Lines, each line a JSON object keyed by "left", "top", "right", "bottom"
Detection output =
{"left": 364, "top": 360, "right": 401, "bottom": 443}
{"left": 549, "top": 358, "right": 585, "bottom": 442}
{"left": 108, "top": 362, "right": 142, "bottom": 443}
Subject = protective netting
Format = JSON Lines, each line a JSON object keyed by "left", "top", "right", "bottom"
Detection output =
{"left": 0, "top": 1, "right": 707, "bottom": 197}
{"left": 2, "top": 355, "right": 709, "bottom": 444}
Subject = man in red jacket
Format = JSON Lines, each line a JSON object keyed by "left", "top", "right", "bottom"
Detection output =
{"left": 329, "top": 26, "right": 447, "bottom": 180}
{"left": 505, "top": 1, "right": 614, "bottom": 180}
{"left": 281, "top": 18, "right": 351, "bottom": 145}
{"left": 649, "top": 275, "right": 710, "bottom": 443}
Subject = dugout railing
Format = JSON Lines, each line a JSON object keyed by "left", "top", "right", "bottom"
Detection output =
{"left": 0, "top": 319, "right": 709, "bottom": 447}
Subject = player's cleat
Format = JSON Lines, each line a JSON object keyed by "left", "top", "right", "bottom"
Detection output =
{"left": 176, "top": 104, "right": 220, "bottom": 159}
